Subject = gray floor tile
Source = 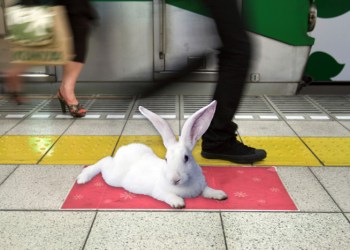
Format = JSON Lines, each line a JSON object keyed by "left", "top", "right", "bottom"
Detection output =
{"left": 286, "top": 121, "right": 350, "bottom": 137}
{"left": 64, "top": 120, "right": 126, "bottom": 135}
{"left": 85, "top": 212, "right": 225, "bottom": 250}
{"left": 7, "top": 119, "right": 73, "bottom": 135}
{"left": 234, "top": 121, "right": 296, "bottom": 136}
{"left": 0, "top": 165, "right": 17, "bottom": 184}
{"left": 123, "top": 120, "right": 180, "bottom": 135}
{"left": 311, "top": 167, "right": 350, "bottom": 212}
{"left": 0, "top": 119, "right": 21, "bottom": 135}
{"left": 339, "top": 121, "right": 350, "bottom": 131}
{"left": 222, "top": 212, "right": 350, "bottom": 250}
{"left": 346, "top": 213, "right": 350, "bottom": 221}
{"left": 0, "top": 165, "right": 82, "bottom": 209}
{"left": 0, "top": 211, "right": 95, "bottom": 250}
{"left": 277, "top": 167, "right": 339, "bottom": 212}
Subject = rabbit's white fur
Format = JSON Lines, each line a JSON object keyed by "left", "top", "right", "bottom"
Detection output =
{"left": 77, "top": 101, "right": 227, "bottom": 208}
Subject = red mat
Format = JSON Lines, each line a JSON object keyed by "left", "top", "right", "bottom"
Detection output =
{"left": 62, "top": 167, "right": 297, "bottom": 211}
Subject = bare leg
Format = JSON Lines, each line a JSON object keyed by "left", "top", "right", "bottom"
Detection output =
{"left": 4, "top": 64, "right": 28, "bottom": 104}
{"left": 59, "top": 61, "right": 84, "bottom": 105}
{"left": 5, "top": 64, "right": 27, "bottom": 93}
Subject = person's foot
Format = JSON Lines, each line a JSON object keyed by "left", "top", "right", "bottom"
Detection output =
{"left": 8, "top": 91, "right": 27, "bottom": 105}
{"left": 57, "top": 89, "right": 87, "bottom": 118}
{"left": 201, "top": 140, "right": 267, "bottom": 164}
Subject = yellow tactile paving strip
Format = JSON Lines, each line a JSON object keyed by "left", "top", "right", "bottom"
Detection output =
{"left": 0, "top": 136, "right": 58, "bottom": 164}
{"left": 116, "top": 136, "right": 243, "bottom": 166}
{"left": 40, "top": 136, "right": 119, "bottom": 165}
{"left": 241, "top": 136, "right": 322, "bottom": 166}
{"left": 115, "top": 136, "right": 166, "bottom": 158}
{"left": 1, "top": 136, "right": 349, "bottom": 166}
{"left": 302, "top": 137, "right": 350, "bottom": 166}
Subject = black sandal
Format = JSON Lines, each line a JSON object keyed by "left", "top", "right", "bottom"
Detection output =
{"left": 57, "top": 90, "right": 87, "bottom": 118}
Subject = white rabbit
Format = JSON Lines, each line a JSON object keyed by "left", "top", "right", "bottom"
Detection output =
{"left": 77, "top": 100, "right": 227, "bottom": 208}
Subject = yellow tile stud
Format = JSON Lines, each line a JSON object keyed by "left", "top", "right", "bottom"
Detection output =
{"left": 40, "top": 136, "right": 119, "bottom": 165}
{"left": 241, "top": 136, "right": 322, "bottom": 166}
{"left": 0, "top": 136, "right": 59, "bottom": 164}
{"left": 302, "top": 137, "right": 350, "bottom": 166}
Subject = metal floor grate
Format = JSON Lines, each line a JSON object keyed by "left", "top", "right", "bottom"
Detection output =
{"left": 236, "top": 96, "right": 275, "bottom": 113}
{"left": 132, "top": 96, "right": 178, "bottom": 119}
{"left": 307, "top": 95, "right": 350, "bottom": 114}
{"left": 1, "top": 95, "right": 349, "bottom": 121}
{"left": 35, "top": 99, "right": 90, "bottom": 114}
{"left": 0, "top": 99, "right": 47, "bottom": 119}
{"left": 182, "top": 95, "right": 278, "bottom": 120}
{"left": 266, "top": 95, "right": 330, "bottom": 120}
{"left": 87, "top": 97, "right": 134, "bottom": 118}
{"left": 182, "top": 95, "right": 212, "bottom": 118}
{"left": 235, "top": 96, "right": 279, "bottom": 120}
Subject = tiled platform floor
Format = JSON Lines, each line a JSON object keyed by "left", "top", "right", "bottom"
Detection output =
{"left": 0, "top": 94, "right": 350, "bottom": 249}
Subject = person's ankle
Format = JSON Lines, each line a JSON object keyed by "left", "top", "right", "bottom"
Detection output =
{"left": 58, "top": 87, "right": 78, "bottom": 105}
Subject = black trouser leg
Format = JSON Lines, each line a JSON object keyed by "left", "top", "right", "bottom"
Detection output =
{"left": 202, "top": 0, "right": 252, "bottom": 149}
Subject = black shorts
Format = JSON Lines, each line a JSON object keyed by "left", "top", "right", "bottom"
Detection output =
{"left": 67, "top": 15, "right": 91, "bottom": 63}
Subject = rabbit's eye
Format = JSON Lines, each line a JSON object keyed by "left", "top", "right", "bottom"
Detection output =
{"left": 184, "top": 155, "right": 189, "bottom": 162}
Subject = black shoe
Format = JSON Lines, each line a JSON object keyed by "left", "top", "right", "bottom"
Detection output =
{"left": 201, "top": 140, "right": 267, "bottom": 164}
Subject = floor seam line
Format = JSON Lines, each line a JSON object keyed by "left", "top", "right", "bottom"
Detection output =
{"left": 307, "top": 167, "right": 346, "bottom": 214}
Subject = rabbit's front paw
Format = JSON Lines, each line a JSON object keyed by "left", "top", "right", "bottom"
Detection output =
{"left": 202, "top": 187, "right": 228, "bottom": 200}
{"left": 166, "top": 195, "right": 185, "bottom": 209}
{"left": 213, "top": 190, "right": 228, "bottom": 200}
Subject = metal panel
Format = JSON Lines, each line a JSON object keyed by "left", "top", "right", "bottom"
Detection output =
{"left": 59, "top": 2, "right": 153, "bottom": 82}
{"left": 249, "top": 34, "right": 311, "bottom": 83}
{"left": 155, "top": 1, "right": 311, "bottom": 85}
{"left": 160, "top": 4, "right": 220, "bottom": 72}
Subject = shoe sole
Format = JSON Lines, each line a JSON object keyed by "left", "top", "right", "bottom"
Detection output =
{"left": 201, "top": 151, "right": 266, "bottom": 164}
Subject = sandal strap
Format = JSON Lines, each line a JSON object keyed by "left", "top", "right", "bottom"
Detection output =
{"left": 68, "top": 103, "right": 87, "bottom": 113}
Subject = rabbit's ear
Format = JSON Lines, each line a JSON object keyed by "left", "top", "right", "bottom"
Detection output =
{"left": 139, "top": 106, "right": 177, "bottom": 149}
{"left": 180, "top": 100, "right": 217, "bottom": 149}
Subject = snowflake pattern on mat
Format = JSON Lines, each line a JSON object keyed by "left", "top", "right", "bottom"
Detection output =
{"left": 120, "top": 192, "right": 136, "bottom": 200}
{"left": 270, "top": 187, "right": 280, "bottom": 192}
{"left": 252, "top": 177, "right": 262, "bottom": 182}
{"left": 257, "top": 199, "right": 267, "bottom": 204}
{"left": 234, "top": 191, "right": 248, "bottom": 198}
{"left": 93, "top": 181, "right": 105, "bottom": 187}
{"left": 73, "top": 194, "right": 84, "bottom": 200}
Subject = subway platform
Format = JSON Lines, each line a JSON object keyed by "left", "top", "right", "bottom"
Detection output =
{"left": 0, "top": 87, "right": 350, "bottom": 249}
